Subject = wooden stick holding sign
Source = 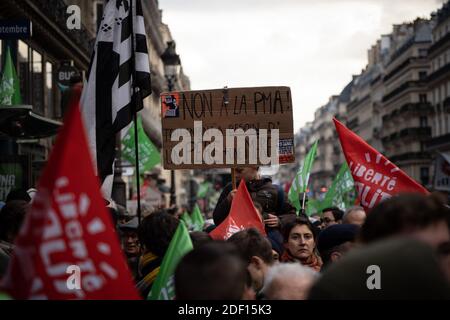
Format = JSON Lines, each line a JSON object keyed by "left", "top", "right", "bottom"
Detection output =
{"left": 231, "top": 167, "right": 237, "bottom": 191}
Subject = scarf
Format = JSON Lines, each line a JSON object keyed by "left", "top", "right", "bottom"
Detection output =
{"left": 280, "top": 249, "right": 323, "bottom": 272}
{"left": 136, "top": 251, "right": 162, "bottom": 298}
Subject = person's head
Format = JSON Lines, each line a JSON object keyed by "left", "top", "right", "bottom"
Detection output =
{"left": 6, "top": 189, "right": 31, "bottom": 203}
{"left": 0, "top": 200, "right": 29, "bottom": 243}
{"left": 308, "top": 237, "right": 450, "bottom": 299}
{"left": 321, "top": 207, "right": 344, "bottom": 228}
{"left": 282, "top": 216, "right": 317, "bottom": 261}
{"left": 228, "top": 228, "right": 274, "bottom": 292}
{"left": 262, "top": 263, "right": 319, "bottom": 300}
{"left": 359, "top": 193, "right": 450, "bottom": 248}
{"left": 189, "top": 231, "right": 212, "bottom": 249}
{"left": 317, "top": 224, "right": 360, "bottom": 267}
{"left": 343, "top": 206, "right": 366, "bottom": 226}
{"left": 138, "top": 209, "right": 179, "bottom": 256}
{"left": 268, "top": 235, "right": 283, "bottom": 260}
{"left": 175, "top": 242, "right": 247, "bottom": 300}
{"left": 235, "top": 166, "right": 259, "bottom": 182}
{"left": 119, "top": 217, "right": 140, "bottom": 257}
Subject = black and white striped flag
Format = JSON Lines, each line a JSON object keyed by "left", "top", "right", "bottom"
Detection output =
{"left": 81, "top": 0, "right": 151, "bottom": 195}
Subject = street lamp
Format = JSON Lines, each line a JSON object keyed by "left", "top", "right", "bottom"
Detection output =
{"left": 161, "top": 41, "right": 181, "bottom": 206}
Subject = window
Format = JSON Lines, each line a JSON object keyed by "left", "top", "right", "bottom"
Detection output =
{"left": 420, "top": 167, "right": 429, "bottom": 186}
{"left": 95, "top": 1, "right": 104, "bottom": 32}
{"left": 45, "top": 62, "right": 53, "bottom": 117}
{"left": 418, "top": 71, "right": 427, "bottom": 80}
{"left": 418, "top": 48, "right": 427, "bottom": 57}
{"left": 420, "top": 116, "right": 428, "bottom": 127}
{"left": 18, "top": 40, "right": 30, "bottom": 104}
{"left": 419, "top": 94, "right": 427, "bottom": 103}
{"left": 32, "top": 50, "right": 44, "bottom": 115}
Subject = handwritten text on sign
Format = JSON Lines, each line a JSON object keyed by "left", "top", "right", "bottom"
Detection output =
{"left": 161, "top": 87, "right": 295, "bottom": 169}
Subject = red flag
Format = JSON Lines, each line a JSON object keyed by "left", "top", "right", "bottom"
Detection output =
{"left": 209, "top": 180, "right": 266, "bottom": 240}
{"left": 333, "top": 118, "right": 428, "bottom": 212}
{"left": 1, "top": 92, "right": 140, "bottom": 300}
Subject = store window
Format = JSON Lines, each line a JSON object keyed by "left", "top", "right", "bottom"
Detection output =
{"left": 45, "top": 61, "right": 53, "bottom": 117}
{"left": 32, "top": 50, "right": 44, "bottom": 115}
{"left": 18, "top": 40, "right": 30, "bottom": 104}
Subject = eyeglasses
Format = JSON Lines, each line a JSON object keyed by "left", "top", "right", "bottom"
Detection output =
{"left": 321, "top": 217, "right": 335, "bottom": 224}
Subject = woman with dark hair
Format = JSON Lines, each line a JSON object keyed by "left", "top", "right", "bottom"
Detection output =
{"left": 136, "top": 209, "right": 179, "bottom": 298}
{"left": 281, "top": 215, "right": 322, "bottom": 271}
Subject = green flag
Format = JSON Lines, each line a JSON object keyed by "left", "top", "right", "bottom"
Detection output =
{"left": 197, "top": 181, "right": 212, "bottom": 199}
{"left": 191, "top": 204, "right": 205, "bottom": 231}
{"left": 322, "top": 163, "right": 355, "bottom": 210}
{"left": 306, "top": 198, "right": 323, "bottom": 216}
{"left": 288, "top": 141, "right": 318, "bottom": 213}
{"left": 122, "top": 115, "right": 160, "bottom": 172}
{"left": 148, "top": 221, "right": 193, "bottom": 300}
{"left": 180, "top": 211, "right": 193, "bottom": 230}
{"left": 0, "top": 47, "right": 22, "bottom": 105}
{"left": 0, "top": 292, "right": 12, "bottom": 300}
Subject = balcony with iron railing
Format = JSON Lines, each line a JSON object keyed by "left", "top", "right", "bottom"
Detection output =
{"left": 425, "top": 133, "right": 450, "bottom": 150}
{"left": 399, "top": 127, "right": 431, "bottom": 139}
{"left": 389, "top": 152, "right": 431, "bottom": 163}
{"left": 384, "top": 102, "right": 432, "bottom": 123}
{"left": 427, "top": 62, "right": 450, "bottom": 84}
{"left": 382, "top": 80, "right": 427, "bottom": 103}
{"left": 428, "top": 32, "right": 450, "bottom": 56}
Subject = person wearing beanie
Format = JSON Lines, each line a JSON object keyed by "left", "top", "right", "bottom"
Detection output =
{"left": 317, "top": 224, "right": 360, "bottom": 269}
{"left": 118, "top": 217, "right": 141, "bottom": 280}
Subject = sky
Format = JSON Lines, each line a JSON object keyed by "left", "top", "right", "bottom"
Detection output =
{"left": 158, "top": 0, "right": 446, "bottom": 132}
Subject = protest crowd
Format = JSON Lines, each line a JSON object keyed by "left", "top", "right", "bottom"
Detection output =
{"left": 0, "top": 0, "right": 449, "bottom": 301}
{"left": 0, "top": 162, "right": 450, "bottom": 300}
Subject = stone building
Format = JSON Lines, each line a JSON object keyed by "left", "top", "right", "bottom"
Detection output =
{"left": 380, "top": 19, "right": 433, "bottom": 186}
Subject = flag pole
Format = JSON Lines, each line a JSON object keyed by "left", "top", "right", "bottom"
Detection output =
{"left": 129, "top": 0, "right": 142, "bottom": 224}
{"left": 301, "top": 192, "right": 306, "bottom": 213}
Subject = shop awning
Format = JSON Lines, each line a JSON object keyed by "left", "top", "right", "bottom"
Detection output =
{"left": 0, "top": 105, "right": 62, "bottom": 139}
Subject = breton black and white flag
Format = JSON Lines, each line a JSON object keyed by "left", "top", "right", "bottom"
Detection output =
{"left": 81, "top": 0, "right": 151, "bottom": 194}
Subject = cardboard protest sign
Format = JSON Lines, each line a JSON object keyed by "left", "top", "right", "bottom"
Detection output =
{"left": 161, "top": 86, "right": 294, "bottom": 169}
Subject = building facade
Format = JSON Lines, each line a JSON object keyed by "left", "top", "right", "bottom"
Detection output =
{"left": 426, "top": 2, "right": 450, "bottom": 159}
{"left": 380, "top": 19, "right": 433, "bottom": 186}
{"left": 0, "top": 0, "right": 192, "bottom": 206}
